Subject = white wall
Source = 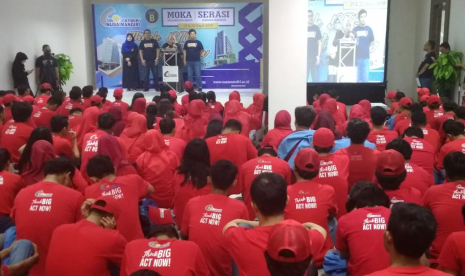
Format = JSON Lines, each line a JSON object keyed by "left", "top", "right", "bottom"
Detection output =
{"left": 449, "top": 0, "right": 465, "bottom": 102}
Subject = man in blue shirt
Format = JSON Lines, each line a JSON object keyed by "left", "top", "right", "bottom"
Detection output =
{"left": 183, "top": 29, "right": 204, "bottom": 91}
{"left": 307, "top": 10, "right": 322, "bottom": 83}
{"left": 353, "top": 9, "right": 374, "bottom": 83}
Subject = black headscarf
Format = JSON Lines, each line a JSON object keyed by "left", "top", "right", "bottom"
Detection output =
{"left": 13, "top": 52, "right": 28, "bottom": 64}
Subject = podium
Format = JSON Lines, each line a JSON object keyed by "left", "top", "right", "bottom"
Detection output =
{"left": 337, "top": 40, "right": 357, "bottom": 83}
{"left": 161, "top": 47, "right": 182, "bottom": 92}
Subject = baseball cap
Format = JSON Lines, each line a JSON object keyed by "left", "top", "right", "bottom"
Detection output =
{"left": 90, "top": 95, "right": 102, "bottom": 104}
{"left": 385, "top": 91, "right": 396, "bottom": 99}
{"left": 267, "top": 219, "right": 312, "bottom": 263}
{"left": 3, "top": 94, "right": 17, "bottom": 104}
{"left": 419, "top": 95, "right": 430, "bottom": 102}
{"left": 113, "top": 88, "right": 123, "bottom": 97}
{"left": 22, "top": 95, "right": 35, "bottom": 104}
{"left": 184, "top": 81, "right": 194, "bottom": 91}
{"left": 294, "top": 148, "right": 319, "bottom": 172}
{"left": 399, "top": 97, "right": 413, "bottom": 108}
{"left": 148, "top": 206, "right": 174, "bottom": 225}
{"left": 41, "top": 83, "right": 52, "bottom": 90}
{"left": 168, "top": 90, "right": 177, "bottom": 98}
{"left": 427, "top": 94, "right": 441, "bottom": 105}
{"left": 376, "top": 150, "right": 406, "bottom": 176}
{"left": 313, "top": 128, "right": 335, "bottom": 148}
{"left": 416, "top": 87, "right": 430, "bottom": 96}
{"left": 90, "top": 196, "right": 121, "bottom": 219}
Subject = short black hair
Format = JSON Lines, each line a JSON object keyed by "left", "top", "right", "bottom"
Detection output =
{"left": 87, "top": 155, "right": 115, "bottom": 179}
{"left": 0, "top": 149, "right": 11, "bottom": 172}
{"left": 386, "top": 138, "right": 412, "bottom": 160}
{"left": 443, "top": 100, "right": 458, "bottom": 112}
{"left": 159, "top": 117, "right": 176, "bottom": 135}
{"left": 346, "top": 119, "right": 370, "bottom": 144}
{"left": 47, "top": 94, "right": 63, "bottom": 107}
{"left": 44, "top": 157, "right": 76, "bottom": 178}
{"left": 147, "top": 225, "right": 179, "bottom": 239}
{"left": 144, "top": 29, "right": 151, "bottom": 34}
{"left": 204, "top": 120, "right": 223, "bottom": 139}
{"left": 69, "top": 87, "right": 82, "bottom": 101}
{"left": 265, "top": 252, "right": 312, "bottom": 276}
{"left": 371, "top": 106, "right": 388, "bottom": 126}
{"left": 12, "top": 102, "right": 32, "bottom": 122}
{"left": 462, "top": 204, "right": 465, "bottom": 223}
{"left": 313, "top": 145, "right": 334, "bottom": 154}
{"left": 403, "top": 127, "right": 424, "bottom": 139}
{"left": 439, "top": 42, "right": 450, "bottom": 50}
{"left": 188, "top": 29, "right": 196, "bottom": 34}
{"left": 17, "top": 85, "right": 29, "bottom": 96}
{"left": 258, "top": 146, "right": 278, "bottom": 157}
{"left": 408, "top": 103, "right": 423, "bottom": 114}
{"left": 50, "top": 115, "right": 69, "bottom": 133}
{"left": 188, "top": 91, "right": 197, "bottom": 102}
{"left": 224, "top": 119, "right": 242, "bottom": 133}
{"left": 411, "top": 111, "right": 427, "bottom": 127}
{"left": 454, "top": 106, "right": 465, "bottom": 120}
{"left": 388, "top": 203, "right": 437, "bottom": 259}
{"left": 42, "top": 44, "right": 50, "bottom": 50}
{"left": 211, "top": 160, "right": 238, "bottom": 191}
{"left": 327, "top": 89, "right": 339, "bottom": 99}
{"left": 395, "top": 92, "right": 405, "bottom": 101}
{"left": 250, "top": 173, "right": 287, "bottom": 217}
{"left": 69, "top": 107, "right": 83, "bottom": 115}
{"left": 427, "top": 40, "right": 436, "bottom": 49}
{"left": 443, "top": 120, "right": 464, "bottom": 136}
{"left": 295, "top": 107, "right": 316, "bottom": 128}
{"left": 376, "top": 171, "right": 407, "bottom": 191}
{"left": 130, "top": 270, "right": 162, "bottom": 276}
{"left": 294, "top": 166, "right": 319, "bottom": 180}
{"left": 206, "top": 91, "right": 216, "bottom": 102}
{"left": 358, "top": 9, "right": 367, "bottom": 18}
{"left": 444, "top": 152, "right": 465, "bottom": 181}
{"left": 82, "top": 85, "right": 94, "bottom": 98}
{"left": 313, "top": 87, "right": 325, "bottom": 97}
{"left": 198, "top": 92, "right": 207, "bottom": 103}
{"left": 346, "top": 181, "right": 390, "bottom": 212}
{"left": 97, "top": 113, "right": 116, "bottom": 130}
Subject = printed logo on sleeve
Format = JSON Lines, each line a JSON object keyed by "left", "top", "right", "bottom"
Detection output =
{"left": 405, "top": 163, "right": 413, "bottom": 173}
{"left": 362, "top": 213, "right": 386, "bottom": 230}
{"left": 294, "top": 195, "right": 317, "bottom": 209}
{"left": 29, "top": 190, "right": 53, "bottom": 212}
{"left": 200, "top": 204, "right": 223, "bottom": 225}
{"left": 100, "top": 183, "right": 124, "bottom": 199}
{"left": 139, "top": 241, "right": 172, "bottom": 268}
{"left": 452, "top": 185, "right": 465, "bottom": 200}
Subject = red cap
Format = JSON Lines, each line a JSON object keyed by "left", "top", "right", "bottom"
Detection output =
{"left": 419, "top": 95, "right": 430, "bottom": 102}
{"left": 267, "top": 219, "right": 312, "bottom": 262}
{"left": 184, "top": 81, "right": 194, "bottom": 91}
{"left": 294, "top": 148, "right": 319, "bottom": 172}
{"left": 427, "top": 94, "right": 441, "bottom": 105}
{"left": 399, "top": 97, "right": 412, "bottom": 108}
{"left": 416, "top": 87, "right": 430, "bottom": 96}
{"left": 90, "top": 196, "right": 121, "bottom": 219}
{"left": 313, "top": 128, "right": 335, "bottom": 148}
{"left": 376, "top": 150, "right": 406, "bottom": 176}
{"left": 90, "top": 95, "right": 102, "bottom": 104}
{"left": 3, "top": 94, "right": 17, "bottom": 104}
{"left": 40, "top": 83, "right": 52, "bottom": 90}
{"left": 22, "top": 95, "right": 35, "bottom": 104}
{"left": 148, "top": 206, "right": 174, "bottom": 225}
{"left": 168, "top": 90, "right": 177, "bottom": 98}
{"left": 385, "top": 91, "right": 396, "bottom": 99}
{"left": 113, "top": 88, "right": 123, "bottom": 97}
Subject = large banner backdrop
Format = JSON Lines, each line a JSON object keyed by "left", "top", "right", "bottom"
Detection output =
{"left": 92, "top": 3, "right": 263, "bottom": 89}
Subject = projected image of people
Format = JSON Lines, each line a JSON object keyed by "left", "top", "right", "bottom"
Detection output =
{"left": 353, "top": 9, "right": 374, "bottom": 82}
{"left": 307, "top": 10, "right": 322, "bottom": 82}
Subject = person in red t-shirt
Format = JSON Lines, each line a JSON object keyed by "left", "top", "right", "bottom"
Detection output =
{"left": 417, "top": 87, "right": 430, "bottom": 101}
{"left": 3, "top": 93, "right": 17, "bottom": 123}
{"left": 97, "top": 87, "right": 112, "bottom": 112}
{"left": 438, "top": 121, "right": 465, "bottom": 170}
{"left": 239, "top": 146, "right": 293, "bottom": 220}
{"left": 206, "top": 91, "right": 224, "bottom": 116}
{"left": 34, "top": 83, "right": 53, "bottom": 109}
{"left": 384, "top": 91, "right": 397, "bottom": 115}
{"left": 32, "top": 94, "right": 63, "bottom": 129}
{"left": 182, "top": 160, "right": 248, "bottom": 276}
{"left": 85, "top": 155, "right": 153, "bottom": 242}
{"left": 438, "top": 204, "right": 465, "bottom": 276}
{"left": 50, "top": 115, "right": 80, "bottom": 159}
{"left": 393, "top": 97, "right": 412, "bottom": 128}
{"left": 334, "top": 118, "right": 380, "bottom": 188}
{"left": 336, "top": 182, "right": 391, "bottom": 276}
{"left": 57, "top": 87, "right": 84, "bottom": 116}
{"left": 223, "top": 172, "right": 327, "bottom": 276}
{"left": 11, "top": 157, "right": 85, "bottom": 276}
{"left": 109, "top": 88, "right": 129, "bottom": 119}
{"left": 367, "top": 107, "right": 399, "bottom": 152}
{"left": 0, "top": 149, "right": 23, "bottom": 233}
{"left": 435, "top": 100, "right": 457, "bottom": 144}
{"left": 68, "top": 107, "right": 83, "bottom": 131}
{"left": 119, "top": 113, "right": 147, "bottom": 164}
{"left": 284, "top": 148, "right": 336, "bottom": 266}
{"left": 365, "top": 203, "right": 448, "bottom": 276}
{"left": 424, "top": 95, "right": 444, "bottom": 127}
{"left": 375, "top": 150, "right": 422, "bottom": 206}
{"left": 403, "top": 126, "right": 436, "bottom": 177}
{"left": 394, "top": 103, "right": 424, "bottom": 136}
{"left": 46, "top": 196, "right": 127, "bottom": 276}
{"left": 423, "top": 152, "right": 465, "bottom": 259}
{"left": 167, "top": 90, "right": 186, "bottom": 117}
{"left": 159, "top": 117, "right": 186, "bottom": 162}
{"left": 327, "top": 89, "right": 348, "bottom": 120}
{"left": 411, "top": 111, "right": 441, "bottom": 153}
{"left": 260, "top": 110, "right": 293, "bottom": 150}
{"left": 81, "top": 85, "right": 94, "bottom": 110}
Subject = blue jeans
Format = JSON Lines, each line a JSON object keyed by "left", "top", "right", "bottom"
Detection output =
{"left": 187, "top": 61, "right": 202, "bottom": 89}
{"left": 308, "top": 60, "right": 318, "bottom": 82}
{"left": 419, "top": 77, "right": 433, "bottom": 94}
{"left": 328, "top": 217, "right": 338, "bottom": 245}
{"left": 356, "top": 58, "right": 370, "bottom": 82}
{"left": 144, "top": 61, "right": 159, "bottom": 90}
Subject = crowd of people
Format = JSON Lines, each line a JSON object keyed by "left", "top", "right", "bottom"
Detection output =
{"left": 0, "top": 81, "right": 464, "bottom": 276}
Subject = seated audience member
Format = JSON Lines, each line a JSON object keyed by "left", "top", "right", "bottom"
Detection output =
{"left": 97, "top": 87, "right": 112, "bottom": 111}
{"left": 109, "top": 88, "right": 129, "bottom": 118}
{"left": 130, "top": 98, "right": 147, "bottom": 115}
{"left": 224, "top": 90, "right": 242, "bottom": 110}
{"left": 145, "top": 104, "right": 157, "bottom": 130}
{"left": 68, "top": 107, "right": 83, "bottom": 131}
{"left": 365, "top": 203, "right": 448, "bottom": 276}
{"left": 437, "top": 121, "right": 465, "bottom": 170}
{"left": 76, "top": 106, "right": 100, "bottom": 148}
{"left": 323, "top": 98, "right": 346, "bottom": 133}
{"left": 223, "top": 100, "right": 259, "bottom": 136}
{"left": 179, "top": 99, "right": 209, "bottom": 141}
{"left": 261, "top": 110, "right": 293, "bottom": 150}
{"left": 16, "top": 85, "right": 30, "bottom": 100}
{"left": 169, "top": 90, "right": 186, "bottom": 117}
{"left": 3, "top": 93, "right": 17, "bottom": 122}
{"left": 454, "top": 106, "right": 465, "bottom": 124}
{"left": 32, "top": 94, "right": 63, "bottom": 128}
{"left": 425, "top": 94, "right": 443, "bottom": 127}
{"left": 85, "top": 155, "right": 153, "bottom": 242}
{"left": 198, "top": 92, "right": 212, "bottom": 121}
{"left": 57, "top": 87, "right": 84, "bottom": 116}
{"left": 328, "top": 89, "right": 348, "bottom": 119}
{"left": 46, "top": 196, "right": 127, "bottom": 276}
{"left": 0, "top": 149, "right": 22, "bottom": 233}
{"left": 313, "top": 128, "right": 349, "bottom": 219}
{"left": 0, "top": 106, "right": 5, "bottom": 130}
{"left": 411, "top": 111, "right": 440, "bottom": 153}
{"left": 182, "top": 160, "right": 248, "bottom": 276}
{"left": 417, "top": 87, "right": 430, "bottom": 100}
{"left": 119, "top": 113, "right": 147, "bottom": 164}
{"left": 19, "top": 140, "right": 56, "bottom": 186}
{"left": 394, "top": 103, "right": 423, "bottom": 135}
{"left": 50, "top": 115, "right": 79, "bottom": 158}
{"left": 403, "top": 126, "right": 436, "bottom": 177}
{"left": 81, "top": 85, "right": 94, "bottom": 109}
{"left": 206, "top": 91, "right": 224, "bottom": 116}
{"left": 393, "top": 97, "right": 413, "bottom": 127}
{"left": 203, "top": 119, "right": 223, "bottom": 140}
{"left": 359, "top": 99, "right": 372, "bottom": 119}
{"left": 108, "top": 106, "right": 125, "bottom": 137}
{"left": 367, "top": 106, "right": 398, "bottom": 152}
{"left": 136, "top": 130, "right": 178, "bottom": 208}
{"left": 96, "top": 134, "right": 135, "bottom": 176}
{"left": 278, "top": 107, "right": 316, "bottom": 167}
{"left": 313, "top": 93, "right": 330, "bottom": 114}
{"left": 34, "top": 83, "right": 52, "bottom": 108}
{"left": 1, "top": 239, "right": 39, "bottom": 276}
{"left": 341, "top": 104, "right": 371, "bottom": 137}
{"left": 11, "top": 157, "right": 84, "bottom": 276}
{"left": 173, "top": 139, "right": 212, "bottom": 229}
{"left": 438, "top": 204, "right": 465, "bottom": 276}
{"left": 0, "top": 102, "right": 34, "bottom": 163}
{"left": 121, "top": 225, "right": 209, "bottom": 276}
{"left": 387, "top": 92, "right": 405, "bottom": 130}
{"left": 384, "top": 91, "right": 396, "bottom": 115}
{"left": 223, "top": 172, "right": 326, "bottom": 276}
{"left": 335, "top": 119, "right": 380, "bottom": 188}
{"left": 285, "top": 148, "right": 336, "bottom": 266}
{"left": 375, "top": 150, "right": 421, "bottom": 205}
{"left": 129, "top": 270, "right": 162, "bottom": 276}
{"left": 433, "top": 100, "right": 457, "bottom": 131}
{"left": 246, "top": 93, "right": 265, "bottom": 131}
{"left": 128, "top": 93, "right": 145, "bottom": 110}
{"left": 419, "top": 94, "right": 429, "bottom": 108}
{"left": 159, "top": 117, "right": 186, "bottom": 161}
{"left": 335, "top": 182, "right": 391, "bottom": 276}
{"left": 240, "top": 146, "right": 292, "bottom": 220}
{"left": 311, "top": 87, "right": 326, "bottom": 109}
{"left": 385, "top": 138, "right": 433, "bottom": 195}
{"left": 423, "top": 152, "right": 465, "bottom": 259}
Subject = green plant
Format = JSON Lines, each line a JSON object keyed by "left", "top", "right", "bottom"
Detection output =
{"left": 55, "top": 54, "right": 74, "bottom": 87}
{"left": 429, "top": 51, "right": 463, "bottom": 94}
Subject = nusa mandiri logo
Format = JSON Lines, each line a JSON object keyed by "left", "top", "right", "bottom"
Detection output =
{"left": 100, "top": 7, "right": 141, "bottom": 28}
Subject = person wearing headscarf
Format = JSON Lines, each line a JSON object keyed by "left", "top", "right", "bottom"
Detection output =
{"left": 260, "top": 110, "right": 293, "bottom": 149}
{"left": 224, "top": 90, "right": 243, "bottom": 113}
{"left": 359, "top": 100, "right": 372, "bottom": 120}
{"left": 169, "top": 90, "right": 186, "bottom": 117}
{"left": 178, "top": 100, "right": 208, "bottom": 142}
{"left": 21, "top": 140, "right": 56, "bottom": 186}
{"left": 246, "top": 93, "right": 265, "bottom": 131}
{"left": 97, "top": 134, "right": 137, "bottom": 177}
{"left": 119, "top": 113, "right": 147, "bottom": 164}
{"left": 121, "top": 34, "right": 140, "bottom": 91}
{"left": 108, "top": 106, "right": 125, "bottom": 137}
{"left": 313, "top": 110, "right": 343, "bottom": 140}
{"left": 130, "top": 98, "right": 147, "bottom": 115}
{"left": 340, "top": 104, "right": 372, "bottom": 137}
{"left": 12, "top": 52, "right": 33, "bottom": 89}
{"left": 223, "top": 100, "right": 260, "bottom": 137}
{"left": 136, "top": 130, "right": 179, "bottom": 208}
{"left": 322, "top": 98, "right": 346, "bottom": 133}
{"left": 314, "top": 93, "right": 331, "bottom": 114}
{"left": 181, "top": 94, "right": 190, "bottom": 114}
{"left": 76, "top": 106, "right": 100, "bottom": 150}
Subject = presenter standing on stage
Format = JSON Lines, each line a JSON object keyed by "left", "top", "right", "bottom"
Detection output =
{"left": 353, "top": 9, "right": 374, "bottom": 83}
{"left": 184, "top": 29, "right": 204, "bottom": 91}
{"left": 307, "top": 10, "right": 322, "bottom": 82}
{"left": 121, "top": 34, "right": 139, "bottom": 91}
{"left": 162, "top": 34, "right": 184, "bottom": 92}
{"left": 35, "top": 44, "right": 59, "bottom": 91}
{"left": 139, "top": 29, "right": 160, "bottom": 92}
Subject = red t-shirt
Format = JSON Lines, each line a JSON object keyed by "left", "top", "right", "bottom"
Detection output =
{"left": 46, "top": 220, "right": 127, "bottom": 276}
{"left": 388, "top": 102, "right": 399, "bottom": 115}
{"left": 365, "top": 266, "right": 450, "bottom": 276}
{"left": 437, "top": 138, "right": 465, "bottom": 170}
{"left": 404, "top": 137, "right": 436, "bottom": 176}
{"left": 164, "top": 136, "right": 186, "bottom": 162}
{"left": 334, "top": 145, "right": 380, "bottom": 189}
{"left": 182, "top": 194, "right": 248, "bottom": 276}
{"left": 394, "top": 112, "right": 408, "bottom": 126}
{"left": 316, "top": 154, "right": 349, "bottom": 219}
{"left": 121, "top": 238, "right": 210, "bottom": 276}
{"left": 0, "top": 171, "right": 22, "bottom": 216}
{"left": 0, "top": 121, "right": 34, "bottom": 163}
{"left": 11, "top": 181, "right": 84, "bottom": 276}
{"left": 80, "top": 130, "right": 107, "bottom": 173}
{"left": 69, "top": 115, "right": 82, "bottom": 131}
{"left": 367, "top": 130, "right": 399, "bottom": 152}
{"left": 82, "top": 98, "right": 92, "bottom": 110}
{"left": 34, "top": 94, "right": 50, "bottom": 108}
{"left": 206, "top": 134, "right": 258, "bottom": 194}
{"left": 32, "top": 108, "right": 56, "bottom": 128}
{"left": 337, "top": 101, "right": 348, "bottom": 120}
{"left": 433, "top": 113, "right": 454, "bottom": 131}
{"left": 422, "top": 127, "right": 441, "bottom": 153}
{"left": 403, "top": 162, "right": 434, "bottom": 195}
{"left": 394, "top": 118, "right": 411, "bottom": 136}
{"left": 224, "top": 225, "right": 325, "bottom": 276}
{"left": 284, "top": 181, "right": 337, "bottom": 265}
{"left": 85, "top": 176, "right": 148, "bottom": 242}
{"left": 336, "top": 206, "right": 391, "bottom": 276}
{"left": 438, "top": 231, "right": 465, "bottom": 275}
{"left": 239, "top": 155, "right": 293, "bottom": 220}
{"left": 52, "top": 133, "right": 74, "bottom": 158}
{"left": 385, "top": 187, "right": 422, "bottom": 206}
{"left": 425, "top": 109, "right": 444, "bottom": 129}
{"left": 109, "top": 100, "right": 129, "bottom": 117}
{"left": 208, "top": 101, "right": 224, "bottom": 115}
{"left": 57, "top": 100, "right": 84, "bottom": 116}
{"left": 422, "top": 181, "right": 465, "bottom": 259}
